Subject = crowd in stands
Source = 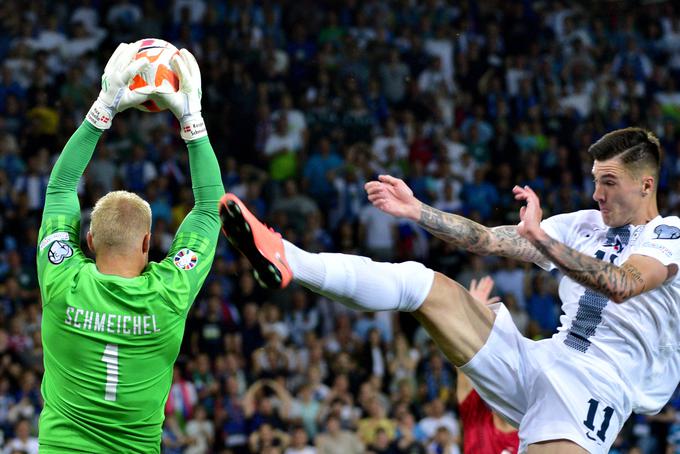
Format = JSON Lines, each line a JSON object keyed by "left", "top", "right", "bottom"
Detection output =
{"left": 2, "top": 0, "right": 680, "bottom": 452}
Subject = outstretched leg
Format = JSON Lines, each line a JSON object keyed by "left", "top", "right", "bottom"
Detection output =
{"left": 412, "top": 272, "right": 495, "bottom": 365}
{"left": 219, "top": 193, "right": 495, "bottom": 366}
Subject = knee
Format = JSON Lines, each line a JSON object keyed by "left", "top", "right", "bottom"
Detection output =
{"left": 429, "top": 272, "right": 467, "bottom": 301}
{"left": 395, "top": 261, "right": 435, "bottom": 311}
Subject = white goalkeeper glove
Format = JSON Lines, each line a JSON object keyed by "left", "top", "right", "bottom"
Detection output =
{"left": 151, "top": 48, "right": 206, "bottom": 141}
{"left": 86, "top": 42, "right": 151, "bottom": 130}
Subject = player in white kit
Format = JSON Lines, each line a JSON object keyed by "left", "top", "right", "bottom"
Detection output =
{"left": 219, "top": 127, "right": 679, "bottom": 453}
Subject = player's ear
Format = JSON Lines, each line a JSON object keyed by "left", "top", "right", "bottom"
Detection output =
{"left": 641, "top": 175, "right": 655, "bottom": 197}
{"left": 86, "top": 231, "right": 95, "bottom": 254}
{"left": 142, "top": 232, "right": 151, "bottom": 254}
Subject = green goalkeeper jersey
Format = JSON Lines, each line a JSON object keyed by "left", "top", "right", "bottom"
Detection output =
{"left": 36, "top": 122, "right": 223, "bottom": 453}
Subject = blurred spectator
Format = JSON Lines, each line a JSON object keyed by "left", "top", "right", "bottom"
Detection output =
{"left": 271, "top": 179, "right": 320, "bottom": 235}
{"left": 106, "top": 0, "right": 142, "bottom": 42}
{"left": 3, "top": 419, "right": 38, "bottom": 454}
{"left": 191, "top": 354, "right": 220, "bottom": 417}
{"left": 216, "top": 376, "right": 248, "bottom": 451}
{"left": 461, "top": 168, "right": 499, "bottom": 220}
{"left": 418, "top": 56, "right": 454, "bottom": 97}
{"left": 526, "top": 275, "right": 560, "bottom": 339}
{"left": 286, "top": 425, "right": 316, "bottom": 454}
{"left": 387, "top": 334, "right": 419, "bottom": 393}
{"left": 426, "top": 426, "right": 460, "bottom": 454}
{"left": 86, "top": 145, "right": 117, "bottom": 193}
{"left": 285, "top": 289, "right": 319, "bottom": 347}
{"left": 272, "top": 92, "right": 308, "bottom": 147}
{"left": 492, "top": 258, "right": 529, "bottom": 310}
{"left": 244, "top": 379, "right": 291, "bottom": 431}
{"left": 373, "top": 118, "right": 408, "bottom": 166}
{"left": 118, "top": 144, "right": 157, "bottom": 193}
{"left": 7, "top": 371, "right": 40, "bottom": 427}
{"left": 289, "top": 384, "right": 321, "bottom": 440}
{"left": 358, "top": 203, "right": 398, "bottom": 261}
{"left": 379, "top": 49, "right": 410, "bottom": 106}
{"left": 420, "top": 355, "right": 454, "bottom": 403}
{"left": 12, "top": 155, "right": 47, "bottom": 214}
{"left": 162, "top": 413, "right": 193, "bottom": 454}
{"left": 315, "top": 415, "right": 363, "bottom": 454}
{"left": 358, "top": 328, "right": 388, "bottom": 381}
{"left": 302, "top": 137, "right": 343, "bottom": 211}
{"left": 357, "top": 396, "right": 396, "bottom": 446}
{"left": 366, "top": 427, "right": 392, "bottom": 454}
{"left": 264, "top": 114, "right": 303, "bottom": 182}
{"left": 166, "top": 366, "right": 198, "bottom": 428}
{"left": 416, "top": 398, "right": 459, "bottom": 444}
{"left": 249, "top": 422, "right": 290, "bottom": 453}
{"left": 185, "top": 404, "right": 214, "bottom": 454}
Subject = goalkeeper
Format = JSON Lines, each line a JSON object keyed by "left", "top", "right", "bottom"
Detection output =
{"left": 36, "top": 42, "right": 221, "bottom": 453}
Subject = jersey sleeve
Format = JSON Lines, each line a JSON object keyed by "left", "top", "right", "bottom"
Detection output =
{"left": 540, "top": 211, "right": 583, "bottom": 244}
{"left": 145, "top": 136, "right": 223, "bottom": 315}
{"left": 37, "top": 122, "right": 102, "bottom": 304}
{"left": 629, "top": 217, "right": 680, "bottom": 266}
{"left": 536, "top": 211, "right": 577, "bottom": 271}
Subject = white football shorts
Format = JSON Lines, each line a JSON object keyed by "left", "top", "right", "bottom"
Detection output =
{"left": 459, "top": 303, "right": 633, "bottom": 453}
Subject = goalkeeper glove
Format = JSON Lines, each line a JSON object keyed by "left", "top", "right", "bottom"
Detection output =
{"left": 151, "top": 49, "right": 206, "bottom": 141}
{"left": 86, "top": 42, "right": 150, "bottom": 130}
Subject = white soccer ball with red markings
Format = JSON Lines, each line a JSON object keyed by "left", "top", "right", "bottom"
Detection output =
{"left": 129, "top": 38, "right": 179, "bottom": 112}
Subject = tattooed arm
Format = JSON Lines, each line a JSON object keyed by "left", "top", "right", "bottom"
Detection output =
{"left": 529, "top": 234, "right": 671, "bottom": 302}
{"left": 418, "top": 205, "right": 550, "bottom": 267}
{"left": 365, "top": 174, "right": 551, "bottom": 267}
{"left": 514, "top": 185, "right": 674, "bottom": 303}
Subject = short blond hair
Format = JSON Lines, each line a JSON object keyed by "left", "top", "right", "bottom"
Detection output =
{"left": 90, "top": 191, "right": 152, "bottom": 252}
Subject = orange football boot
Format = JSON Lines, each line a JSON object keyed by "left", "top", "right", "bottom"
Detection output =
{"left": 219, "top": 193, "right": 292, "bottom": 289}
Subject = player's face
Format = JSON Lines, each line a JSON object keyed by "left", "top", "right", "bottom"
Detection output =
{"left": 592, "top": 158, "right": 645, "bottom": 227}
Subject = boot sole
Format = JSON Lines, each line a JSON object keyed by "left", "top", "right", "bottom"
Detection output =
{"left": 219, "top": 200, "right": 283, "bottom": 289}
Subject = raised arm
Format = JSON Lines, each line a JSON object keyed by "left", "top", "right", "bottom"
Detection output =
{"left": 42, "top": 122, "right": 102, "bottom": 223}
{"left": 43, "top": 42, "right": 150, "bottom": 224}
{"left": 38, "top": 43, "right": 151, "bottom": 295}
{"left": 243, "top": 379, "right": 266, "bottom": 418}
{"left": 153, "top": 48, "right": 221, "bottom": 242}
{"left": 266, "top": 379, "right": 293, "bottom": 420}
{"left": 514, "top": 185, "right": 675, "bottom": 303}
{"left": 173, "top": 137, "right": 222, "bottom": 240}
{"left": 365, "top": 175, "right": 550, "bottom": 268}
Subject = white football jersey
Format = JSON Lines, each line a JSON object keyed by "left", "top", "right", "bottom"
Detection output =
{"left": 540, "top": 209, "right": 680, "bottom": 414}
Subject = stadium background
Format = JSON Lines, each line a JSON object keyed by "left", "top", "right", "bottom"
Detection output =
{"left": 1, "top": 0, "right": 680, "bottom": 452}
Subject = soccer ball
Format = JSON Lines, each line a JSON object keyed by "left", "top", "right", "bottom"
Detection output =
{"left": 129, "top": 38, "right": 179, "bottom": 112}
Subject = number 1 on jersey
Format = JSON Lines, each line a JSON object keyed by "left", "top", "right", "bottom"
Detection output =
{"left": 101, "top": 344, "right": 119, "bottom": 401}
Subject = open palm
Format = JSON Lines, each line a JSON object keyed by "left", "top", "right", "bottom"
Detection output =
{"left": 365, "top": 175, "right": 421, "bottom": 221}
{"left": 513, "top": 185, "right": 543, "bottom": 239}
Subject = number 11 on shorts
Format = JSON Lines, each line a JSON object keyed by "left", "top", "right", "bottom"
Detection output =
{"left": 583, "top": 398, "right": 614, "bottom": 442}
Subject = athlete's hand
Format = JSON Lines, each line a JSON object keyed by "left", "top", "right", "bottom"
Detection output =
{"left": 468, "top": 276, "right": 501, "bottom": 306}
{"left": 151, "top": 48, "right": 206, "bottom": 141}
{"left": 514, "top": 185, "right": 545, "bottom": 241}
{"left": 86, "top": 42, "right": 151, "bottom": 130}
{"left": 365, "top": 175, "right": 421, "bottom": 221}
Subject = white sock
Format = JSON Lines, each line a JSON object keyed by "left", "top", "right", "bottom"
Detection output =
{"left": 283, "top": 240, "right": 434, "bottom": 312}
